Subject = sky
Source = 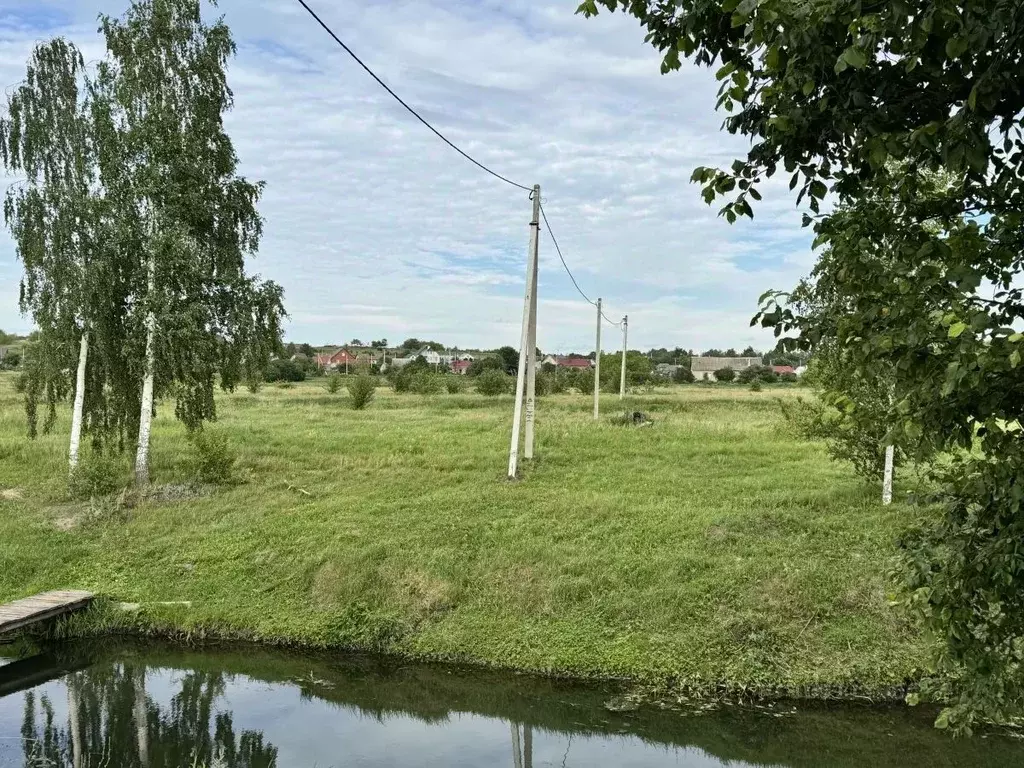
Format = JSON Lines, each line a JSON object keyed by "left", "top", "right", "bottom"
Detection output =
{"left": 0, "top": 0, "right": 818, "bottom": 353}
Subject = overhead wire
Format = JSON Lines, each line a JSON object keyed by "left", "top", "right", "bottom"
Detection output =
{"left": 295, "top": 0, "right": 625, "bottom": 333}
{"left": 294, "top": 0, "right": 533, "bottom": 193}
{"left": 540, "top": 202, "right": 623, "bottom": 329}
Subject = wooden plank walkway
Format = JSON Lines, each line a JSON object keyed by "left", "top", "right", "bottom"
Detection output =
{"left": 0, "top": 590, "right": 94, "bottom": 635}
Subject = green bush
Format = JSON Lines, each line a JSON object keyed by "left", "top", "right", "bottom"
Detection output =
{"left": 325, "top": 374, "right": 342, "bottom": 394}
{"left": 476, "top": 369, "right": 513, "bottom": 396}
{"left": 188, "top": 429, "right": 236, "bottom": 485}
{"left": 347, "top": 375, "right": 377, "bottom": 410}
{"left": 445, "top": 376, "right": 466, "bottom": 394}
{"left": 672, "top": 366, "right": 696, "bottom": 384}
{"left": 780, "top": 372, "right": 799, "bottom": 383}
{"left": 714, "top": 367, "right": 736, "bottom": 383}
{"left": 68, "top": 453, "right": 124, "bottom": 499}
{"left": 264, "top": 358, "right": 306, "bottom": 383}
{"left": 738, "top": 365, "right": 778, "bottom": 384}
{"left": 540, "top": 371, "right": 566, "bottom": 395}
{"left": 410, "top": 372, "right": 442, "bottom": 395}
{"left": 749, "top": 380, "right": 763, "bottom": 392}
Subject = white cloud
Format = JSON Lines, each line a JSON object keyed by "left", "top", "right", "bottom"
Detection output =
{"left": 0, "top": 0, "right": 816, "bottom": 352}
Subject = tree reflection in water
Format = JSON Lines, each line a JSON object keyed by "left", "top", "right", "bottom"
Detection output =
{"left": 19, "top": 665, "right": 277, "bottom": 767}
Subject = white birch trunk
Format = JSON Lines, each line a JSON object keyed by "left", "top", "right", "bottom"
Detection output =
{"left": 882, "top": 444, "right": 895, "bottom": 505}
{"left": 68, "top": 675, "right": 83, "bottom": 768}
{"left": 135, "top": 253, "right": 156, "bottom": 486}
{"left": 68, "top": 329, "right": 89, "bottom": 472}
{"left": 134, "top": 668, "right": 150, "bottom": 767}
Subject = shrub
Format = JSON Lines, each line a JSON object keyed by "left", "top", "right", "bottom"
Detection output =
{"left": 780, "top": 372, "right": 799, "bottom": 383}
{"left": 749, "top": 380, "right": 763, "bottom": 392}
{"left": 189, "top": 429, "right": 236, "bottom": 485}
{"left": 347, "top": 375, "right": 377, "bottom": 410}
{"left": 541, "top": 371, "right": 566, "bottom": 395}
{"left": 738, "top": 365, "right": 778, "bottom": 385}
{"left": 714, "top": 367, "right": 736, "bottom": 383}
{"left": 68, "top": 453, "right": 124, "bottom": 499}
{"left": 445, "top": 376, "right": 466, "bottom": 394}
{"left": 13, "top": 371, "right": 27, "bottom": 394}
{"left": 264, "top": 359, "right": 305, "bottom": 383}
{"left": 476, "top": 369, "right": 512, "bottom": 396}
{"left": 409, "top": 372, "right": 442, "bottom": 395}
{"left": 467, "top": 356, "right": 504, "bottom": 377}
{"left": 325, "top": 374, "right": 342, "bottom": 394}
{"left": 275, "top": 381, "right": 295, "bottom": 389}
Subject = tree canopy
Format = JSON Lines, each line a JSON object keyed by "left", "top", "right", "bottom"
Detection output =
{"left": 581, "top": 0, "right": 1024, "bottom": 729}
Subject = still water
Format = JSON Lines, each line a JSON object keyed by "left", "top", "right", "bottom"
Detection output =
{"left": 1, "top": 641, "right": 1021, "bottom": 767}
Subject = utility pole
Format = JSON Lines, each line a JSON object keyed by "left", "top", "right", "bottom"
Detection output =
{"left": 594, "top": 298, "right": 602, "bottom": 420}
{"left": 619, "top": 315, "right": 628, "bottom": 400}
{"left": 525, "top": 219, "right": 539, "bottom": 459}
{"left": 509, "top": 184, "right": 541, "bottom": 479}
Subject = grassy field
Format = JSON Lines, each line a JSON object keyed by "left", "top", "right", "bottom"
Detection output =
{"left": 0, "top": 373, "right": 928, "bottom": 698}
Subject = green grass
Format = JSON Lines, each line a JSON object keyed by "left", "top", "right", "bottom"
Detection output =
{"left": 0, "top": 374, "right": 928, "bottom": 698}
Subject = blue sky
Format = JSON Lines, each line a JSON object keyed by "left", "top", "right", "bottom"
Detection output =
{"left": 0, "top": 0, "right": 816, "bottom": 352}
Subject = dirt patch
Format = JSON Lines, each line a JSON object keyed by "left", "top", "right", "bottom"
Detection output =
{"left": 1, "top": 488, "right": 23, "bottom": 501}
{"left": 144, "top": 483, "right": 214, "bottom": 503}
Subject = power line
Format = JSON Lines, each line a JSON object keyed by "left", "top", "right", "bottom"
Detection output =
{"left": 295, "top": 0, "right": 625, "bottom": 331}
{"left": 539, "top": 202, "right": 622, "bottom": 329}
{"left": 294, "top": 0, "right": 532, "bottom": 193}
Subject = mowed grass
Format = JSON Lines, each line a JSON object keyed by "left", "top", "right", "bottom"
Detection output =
{"left": 0, "top": 374, "right": 927, "bottom": 696}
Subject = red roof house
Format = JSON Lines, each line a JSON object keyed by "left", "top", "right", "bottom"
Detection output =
{"left": 773, "top": 365, "right": 796, "bottom": 375}
{"left": 318, "top": 349, "right": 363, "bottom": 370}
{"left": 451, "top": 360, "right": 472, "bottom": 375}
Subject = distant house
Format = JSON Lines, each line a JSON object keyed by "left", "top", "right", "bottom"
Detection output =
{"left": 542, "top": 355, "right": 593, "bottom": 369}
{"left": 317, "top": 348, "right": 363, "bottom": 371}
{"left": 690, "top": 356, "right": 762, "bottom": 382}
{"left": 451, "top": 360, "right": 472, "bottom": 376}
{"left": 773, "top": 365, "right": 796, "bottom": 376}
{"left": 655, "top": 363, "right": 681, "bottom": 378}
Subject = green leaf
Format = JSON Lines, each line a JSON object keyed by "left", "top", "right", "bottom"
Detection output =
{"left": 841, "top": 46, "right": 868, "bottom": 69}
{"left": 810, "top": 180, "right": 827, "bottom": 199}
{"left": 1011, "top": 350, "right": 1021, "bottom": 369}
{"left": 948, "top": 322, "right": 968, "bottom": 338}
{"left": 935, "top": 709, "right": 951, "bottom": 730}
{"left": 802, "top": 80, "right": 814, "bottom": 96}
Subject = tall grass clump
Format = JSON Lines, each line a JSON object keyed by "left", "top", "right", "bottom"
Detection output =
{"left": 347, "top": 375, "right": 377, "bottom": 410}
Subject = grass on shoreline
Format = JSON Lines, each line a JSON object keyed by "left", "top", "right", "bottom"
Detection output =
{"left": 0, "top": 374, "right": 928, "bottom": 698}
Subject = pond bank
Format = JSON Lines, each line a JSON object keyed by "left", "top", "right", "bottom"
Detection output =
{"left": 3, "top": 638, "right": 1021, "bottom": 768}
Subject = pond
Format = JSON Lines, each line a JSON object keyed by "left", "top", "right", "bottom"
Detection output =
{"left": 1, "top": 640, "right": 1021, "bottom": 767}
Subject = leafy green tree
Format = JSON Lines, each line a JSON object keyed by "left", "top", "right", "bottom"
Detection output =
{"left": 672, "top": 366, "right": 695, "bottom": 384}
{"left": 0, "top": 350, "right": 21, "bottom": 369}
{"left": 495, "top": 346, "right": 519, "bottom": 375}
{"left": 467, "top": 356, "right": 503, "bottom": 377}
{"left": 713, "top": 367, "right": 735, "bottom": 383}
{"left": 93, "top": 0, "right": 284, "bottom": 485}
{"left": 580, "top": 0, "right": 1024, "bottom": 729}
{"left": 0, "top": 39, "right": 124, "bottom": 469}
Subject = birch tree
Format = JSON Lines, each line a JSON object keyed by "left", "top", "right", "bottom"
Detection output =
{"left": 0, "top": 39, "right": 107, "bottom": 469}
{"left": 91, "top": 0, "right": 284, "bottom": 485}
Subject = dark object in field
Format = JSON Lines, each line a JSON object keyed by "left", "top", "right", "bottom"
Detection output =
{"left": 612, "top": 411, "right": 654, "bottom": 427}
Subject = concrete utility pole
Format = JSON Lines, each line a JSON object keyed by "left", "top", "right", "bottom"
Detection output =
{"left": 594, "top": 298, "right": 602, "bottom": 420}
{"left": 525, "top": 221, "right": 539, "bottom": 459}
{"left": 882, "top": 444, "right": 895, "bottom": 505}
{"left": 509, "top": 184, "right": 541, "bottom": 479}
{"left": 619, "top": 315, "right": 628, "bottom": 400}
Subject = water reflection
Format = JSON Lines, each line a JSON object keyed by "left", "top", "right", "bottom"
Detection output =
{"left": 17, "top": 663, "right": 276, "bottom": 767}
{"left": 1, "top": 641, "right": 1022, "bottom": 767}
